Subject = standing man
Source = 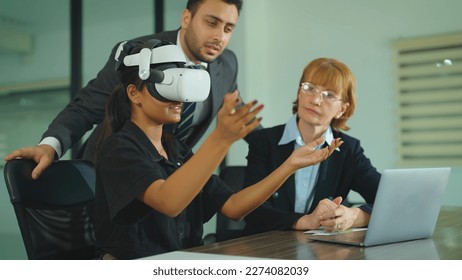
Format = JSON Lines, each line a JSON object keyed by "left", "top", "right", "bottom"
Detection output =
{"left": 5, "top": 0, "right": 248, "bottom": 179}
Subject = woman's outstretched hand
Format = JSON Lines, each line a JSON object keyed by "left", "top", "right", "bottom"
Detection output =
{"left": 288, "top": 137, "right": 343, "bottom": 170}
{"left": 215, "top": 90, "right": 263, "bottom": 145}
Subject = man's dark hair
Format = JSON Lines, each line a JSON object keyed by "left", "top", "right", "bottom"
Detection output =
{"left": 187, "top": 0, "right": 243, "bottom": 15}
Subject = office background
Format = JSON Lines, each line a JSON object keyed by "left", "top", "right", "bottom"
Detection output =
{"left": 0, "top": 0, "right": 460, "bottom": 259}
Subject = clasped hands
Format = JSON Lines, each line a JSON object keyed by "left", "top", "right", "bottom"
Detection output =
{"left": 294, "top": 196, "right": 365, "bottom": 232}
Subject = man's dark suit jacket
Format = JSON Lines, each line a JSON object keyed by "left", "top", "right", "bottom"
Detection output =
{"left": 41, "top": 30, "right": 238, "bottom": 160}
{"left": 243, "top": 124, "right": 381, "bottom": 235}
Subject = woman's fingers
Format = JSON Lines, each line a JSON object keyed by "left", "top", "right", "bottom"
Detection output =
{"left": 216, "top": 92, "right": 264, "bottom": 142}
{"left": 222, "top": 90, "right": 240, "bottom": 115}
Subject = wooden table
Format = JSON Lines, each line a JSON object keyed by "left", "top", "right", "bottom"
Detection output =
{"left": 185, "top": 206, "right": 462, "bottom": 260}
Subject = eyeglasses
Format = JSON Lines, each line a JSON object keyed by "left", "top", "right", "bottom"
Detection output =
{"left": 300, "top": 82, "right": 342, "bottom": 104}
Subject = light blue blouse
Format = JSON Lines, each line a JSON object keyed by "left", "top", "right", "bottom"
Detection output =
{"left": 278, "top": 114, "right": 338, "bottom": 213}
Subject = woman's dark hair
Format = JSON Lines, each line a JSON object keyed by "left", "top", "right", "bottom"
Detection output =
{"left": 95, "top": 43, "right": 148, "bottom": 159}
{"left": 103, "top": 60, "right": 144, "bottom": 134}
{"left": 96, "top": 41, "right": 179, "bottom": 162}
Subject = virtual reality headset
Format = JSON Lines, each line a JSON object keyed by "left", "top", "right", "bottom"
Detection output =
{"left": 114, "top": 39, "right": 210, "bottom": 103}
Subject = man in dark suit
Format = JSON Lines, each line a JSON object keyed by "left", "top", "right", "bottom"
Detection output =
{"left": 5, "top": 0, "right": 247, "bottom": 179}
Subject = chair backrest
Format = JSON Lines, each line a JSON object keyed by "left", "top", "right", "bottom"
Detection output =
{"left": 216, "top": 166, "right": 247, "bottom": 242}
{"left": 3, "top": 159, "right": 96, "bottom": 259}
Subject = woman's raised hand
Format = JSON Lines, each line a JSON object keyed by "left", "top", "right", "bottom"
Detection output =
{"left": 288, "top": 137, "right": 343, "bottom": 170}
{"left": 215, "top": 90, "right": 263, "bottom": 145}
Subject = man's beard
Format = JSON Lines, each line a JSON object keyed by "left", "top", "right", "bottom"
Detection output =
{"left": 184, "top": 31, "right": 221, "bottom": 63}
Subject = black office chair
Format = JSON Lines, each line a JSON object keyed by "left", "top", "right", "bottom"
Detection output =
{"left": 3, "top": 159, "right": 96, "bottom": 260}
{"left": 215, "top": 165, "right": 247, "bottom": 242}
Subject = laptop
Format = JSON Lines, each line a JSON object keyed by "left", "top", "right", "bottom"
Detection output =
{"left": 306, "top": 167, "right": 451, "bottom": 247}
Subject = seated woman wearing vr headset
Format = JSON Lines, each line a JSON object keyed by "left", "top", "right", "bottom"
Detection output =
{"left": 94, "top": 40, "right": 342, "bottom": 259}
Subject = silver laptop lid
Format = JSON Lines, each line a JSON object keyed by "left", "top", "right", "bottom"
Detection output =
{"left": 365, "top": 167, "right": 451, "bottom": 246}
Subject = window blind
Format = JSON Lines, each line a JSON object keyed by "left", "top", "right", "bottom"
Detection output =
{"left": 393, "top": 32, "right": 462, "bottom": 167}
